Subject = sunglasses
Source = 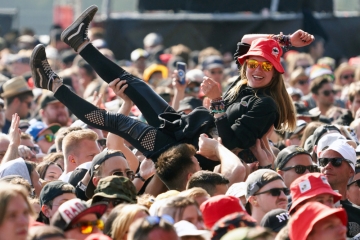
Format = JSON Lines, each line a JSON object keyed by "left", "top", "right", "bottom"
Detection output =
{"left": 113, "top": 170, "right": 135, "bottom": 181}
{"left": 318, "top": 158, "right": 353, "bottom": 168}
{"left": 97, "top": 139, "right": 107, "bottom": 148}
{"left": 297, "top": 79, "right": 309, "bottom": 85}
{"left": 22, "top": 101, "right": 32, "bottom": 109}
{"left": 98, "top": 198, "right": 126, "bottom": 207}
{"left": 348, "top": 179, "right": 360, "bottom": 187}
{"left": 321, "top": 90, "right": 336, "bottom": 97}
{"left": 185, "top": 86, "right": 200, "bottom": 94}
{"left": 210, "top": 70, "right": 223, "bottom": 75}
{"left": 26, "top": 146, "right": 40, "bottom": 154}
{"left": 281, "top": 165, "right": 319, "bottom": 174}
{"left": 144, "top": 215, "right": 175, "bottom": 226}
{"left": 254, "top": 188, "right": 290, "bottom": 197}
{"left": 341, "top": 74, "right": 354, "bottom": 80}
{"left": 36, "top": 134, "right": 55, "bottom": 142}
{"left": 246, "top": 59, "right": 273, "bottom": 72}
{"left": 69, "top": 220, "right": 104, "bottom": 234}
{"left": 296, "top": 64, "right": 311, "bottom": 69}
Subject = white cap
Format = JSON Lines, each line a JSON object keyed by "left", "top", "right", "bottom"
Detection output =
{"left": 287, "top": 87, "right": 303, "bottom": 97}
{"left": 186, "top": 69, "right": 204, "bottom": 83}
{"left": 317, "top": 133, "right": 357, "bottom": 158}
{"left": 174, "top": 220, "right": 211, "bottom": 240}
{"left": 130, "top": 48, "right": 149, "bottom": 62}
{"left": 322, "top": 139, "right": 356, "bottom": 171}
{"left": 143, "top": 33, "right": 163, "bottom": 47}
{"left": 226, "top": 182, "right": 247, "bottom": 198}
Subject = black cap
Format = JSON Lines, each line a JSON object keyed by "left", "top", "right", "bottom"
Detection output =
{"left": 312, "top": 125, "right": 340, "bottom": 146}
{"left": 68, "top": 168, "right": 88, "bottom": 188}
{"left": 40, "top": 92, "right": 60, "bottom": 109}
{"left": 294, "top": 102, "right": 320, "bottom": 118}
{"left": 275, "top": 146, "right": 311, "bottom": 170}
{"left": 39, "top": 180, "right": 75, "bottom": 206}
{"left": 285, "top": 120, "right": 307, "bottom": 140}
{"left": 178, "top": 96, "right": 202, "bottom": 112}
{"left": 86, "top": 149, "right": 126, "bottom": 199}
{"left": 260, "top": 208, "right": 289, "bottom": 233}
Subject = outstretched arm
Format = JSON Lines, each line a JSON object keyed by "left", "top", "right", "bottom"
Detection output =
{"left": 197, "top": 134, "right": 246, "bottom": 185}
{"left": 105, "top": 78, "right": 139, "bottom": 172}
{"left": 241, "top": 29, "right": 314, "bottom": 47}
{"left": 2, "top": 114, "right": 21, "bottom": 165}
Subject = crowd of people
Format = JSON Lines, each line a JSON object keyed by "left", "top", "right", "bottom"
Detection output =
{"left": 0, "top": 3, "right": 359, "bottom": 240}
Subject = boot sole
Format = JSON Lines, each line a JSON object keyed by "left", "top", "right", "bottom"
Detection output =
{"left": 30, "top": 44, "right": 45, "bottom": 89}
{"left": 60, "top": 5, "right": 98, "bottom": 43}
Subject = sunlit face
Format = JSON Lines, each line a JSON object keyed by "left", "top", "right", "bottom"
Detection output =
{"left": 179, "top": 205, "right": 204, "bottom": 230}
{"left": 307, "top": 215, "right": 346, "bottom": 240}
{"left": 347, "top": 172, "right": 360, "bottom": 206}
{"left": 279, "top": 154, "right": 313, "bottom": 188}
{"left": 252, "top": 179, "right": 288, "bottom": 216}
{"left": 42, "top": 102, "right": 69, "bottom": 126}
{"left": 246, "top": 56, "right": 274, "bottom": 89}
{"left": 44, "top": 164, "right": 63, "bottom": 181}
{"left": 44, "top": 193, "right": 76, "bottom": 220}
{"left": 0, "top": 194, "right": 30, "bottom": 240}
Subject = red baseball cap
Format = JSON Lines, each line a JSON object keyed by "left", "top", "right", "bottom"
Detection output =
{"left": 237, "top": 38, "right": 284, "bottom": 73}
{"left": 200, "top": 195, "right": 246, "bottom": 229}
{"left": 289, "top": 173, "right": 342, "bottom": 214}
{"left": 289, "top": 202, "right": 347, "bottom": 240}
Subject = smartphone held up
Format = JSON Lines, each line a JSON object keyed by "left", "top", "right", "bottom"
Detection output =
{"left": 177, "top": 62, "right": 187, "bottom": 85}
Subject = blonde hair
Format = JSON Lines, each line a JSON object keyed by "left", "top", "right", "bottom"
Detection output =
{"left": 286, "top": 53, "right": 314, "bottom": 74}
{"left": 111, "top": 204, "right": 149, "bottom": 239}
{"left": 334, "top": 62, "right": 356, "bottom": 86}
{"left": 225, "top": 64, "right": 296, "bottom": 132}
{"left": 178, "top": 187, "right": 210, "bottom": 200}
{"left": 0, "top": 183, "right": 34, "bottom": 225}
{"left": 62, "top": 129, "right": 98, "bottom": 159}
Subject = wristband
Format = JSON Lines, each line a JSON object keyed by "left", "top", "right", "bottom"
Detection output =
{"left": 258, "top": 164, "right": 273, "bottom": 170}
{"left": 135, "top": 172, "right": 146, "bottom": 182}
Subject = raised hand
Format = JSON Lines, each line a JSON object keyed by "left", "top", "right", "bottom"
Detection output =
{"left": 197, "top": 133, "right": 220, "bottom": 161}
{"left": 201, "top": 77, "right": 221, "bottom": 100}
{"left": 290, "top": 30, "right": 315, "bottom": 47}
{"left": 9, "top": 113, "right": 21, "bottom": 146}
{"left": 108, "top": 78, "right": 131, "bottom": 103}
{"left": 139, "top": 158, "right": 155, "bottom": 181}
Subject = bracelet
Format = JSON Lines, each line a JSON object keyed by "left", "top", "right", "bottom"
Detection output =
{"left": 258, "top": 164, "right": 273, "bottom": 170}
{"left": 135, "top": 172, "right": 146, "bottom": 182}
{"left": 271, "top": 33, "right": 292, "bottom": 51}
{"left": 210, "top": 100, "right": 225, "bottom": 114}
{"left": 211, "top": 97, "right": 223, "bottom": 103}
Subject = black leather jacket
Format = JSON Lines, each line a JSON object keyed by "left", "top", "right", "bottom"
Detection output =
{"left": 216, "top": 80, "right": 279, "bottom": 150}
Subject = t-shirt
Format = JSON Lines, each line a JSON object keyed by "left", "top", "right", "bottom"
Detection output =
{"left": 2, "top": 119, "right": 11, "bottom": 134}
{"left": 340, "top": 199, "right": 360, "bottom": 237}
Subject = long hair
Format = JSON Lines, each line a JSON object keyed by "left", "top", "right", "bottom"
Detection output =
{"left": 225, "top": 64, "right": 296, "bottom": 132}
{"left": 111, "top": 204, "right": 149, "bottom": 239}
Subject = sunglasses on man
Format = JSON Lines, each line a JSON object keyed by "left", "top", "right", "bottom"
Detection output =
{"left": 68, "top": 220, "right": 104, "bottom": 234}
{"left": 321, "top": 90, "right": 336, "bottom": 97}
{"left": 254, "top": 188, "right": 290, "bottom": 197}
{"left": 113, "top": 170, "right": 135, "bottom": 181}
{"left": 97, "top": 198, "right": 126, "bottom": 207}
{"left": 348, "top": 179, "right": 360, "bottom": 188}
{"left": 281, "top": 165, "right": 319, "bottom": 174}
{"left": 318, "top": 158, "right": 354, "bottom": 168}
{"left": 36, "top": 134, "right": 55, "bottom": 143}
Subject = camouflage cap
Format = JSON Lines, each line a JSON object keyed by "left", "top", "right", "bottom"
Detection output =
{"left": 92, "top": 176, "right": 137, "bottom": 204}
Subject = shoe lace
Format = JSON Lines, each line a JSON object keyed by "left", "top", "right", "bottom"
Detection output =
{"left": 41, "top": 59, "right": 57, "bottom": 80}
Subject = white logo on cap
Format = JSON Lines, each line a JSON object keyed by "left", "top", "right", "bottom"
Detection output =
{"left": 58, "top": 199, "right": 87, "bottom": 224}
{"left": 299, "top": 179, "right": 311, "bottom": 193}
{"left": 320, "top": 175, "right": 329, "bottom": 185}
{"left": 272, "top": 47, "right": 279, "bottom": 58}
{"left": 276, "top": 212, "right": 290, "bottom": 222}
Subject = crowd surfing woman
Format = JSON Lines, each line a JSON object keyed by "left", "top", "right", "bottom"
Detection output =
{"left": 30, "top": 5, "right": 313, "bottom": 169}
{"left": 201, "top": 31, "right": 313, "bottom": 163}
